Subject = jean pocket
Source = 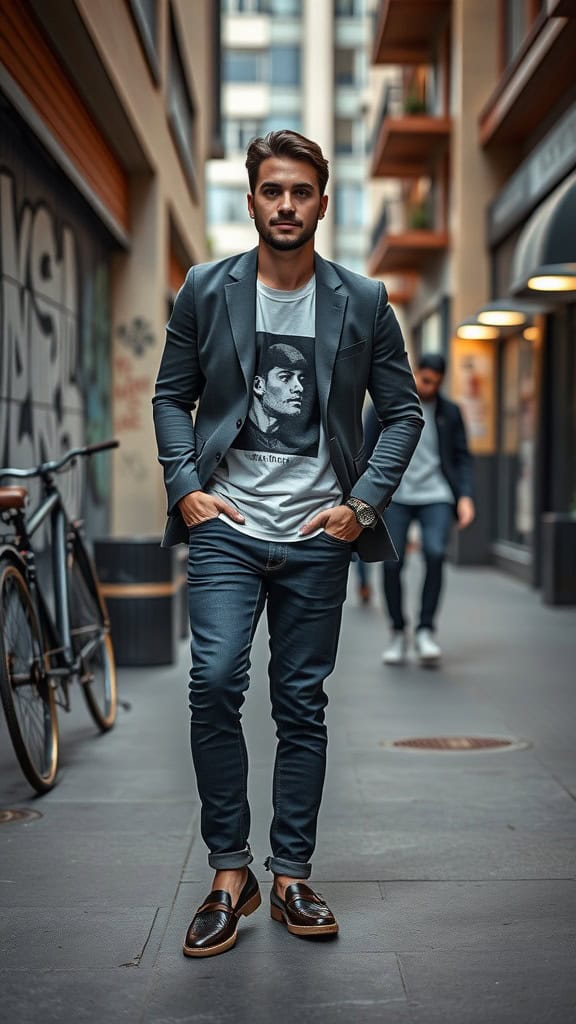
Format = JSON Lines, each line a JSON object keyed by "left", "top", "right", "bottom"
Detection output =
{"left": 188, "top": 516, "right": 219, "bottom": 533}
{"left": 320, "top": 530, "right": 352, "bottom": 547}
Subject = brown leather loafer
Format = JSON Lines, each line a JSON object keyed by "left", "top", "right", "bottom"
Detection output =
{"left": 270, "top": 882, "right": 338, "bottom": 937}
{"left": 183, "top": 868, "right": 261, "bottom": 958}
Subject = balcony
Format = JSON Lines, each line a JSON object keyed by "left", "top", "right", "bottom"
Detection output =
{"left": 368, "top": 199, "right": 449, "bottom": 276}
{"left": 371, "top": 83, "right": 450, "bottom": 178}
{"left": 479, "top": 11, "right": 576, "bottom": 147}
{"left": 372, "top": 0, "right": 451, "bottom": 65}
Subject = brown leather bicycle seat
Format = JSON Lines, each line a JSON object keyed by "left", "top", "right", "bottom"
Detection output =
{"left": 0, "top": 486, "right": 28, "bottom": 509}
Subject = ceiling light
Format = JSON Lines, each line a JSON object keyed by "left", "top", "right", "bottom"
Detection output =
{"left": 455, "top": 321, "right": 499, "bottom": 341}
{"left": 527, "top": 266, "right": 576, "bottom": 292}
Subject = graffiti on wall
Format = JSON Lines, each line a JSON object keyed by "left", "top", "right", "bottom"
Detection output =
{"left": 0, "top": 170, "right": 84, "bottom": 516}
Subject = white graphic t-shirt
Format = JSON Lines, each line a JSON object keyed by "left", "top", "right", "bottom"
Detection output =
{"left": 207, "top": 276, "right": 342, "bottom": 541}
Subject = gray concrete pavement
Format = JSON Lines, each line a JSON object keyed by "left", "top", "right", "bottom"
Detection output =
{"left": 1, "top": 559, "right": 575, "bottom": 1023}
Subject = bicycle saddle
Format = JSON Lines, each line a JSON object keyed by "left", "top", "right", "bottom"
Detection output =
{"left": 0, "top": 487, "right": 28, "bottom": 509}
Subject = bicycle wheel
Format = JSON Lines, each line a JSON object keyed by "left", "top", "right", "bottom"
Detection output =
{"left": 0, "top": 555, "right": 59, "bottom": 792}
{"left": 68, "top": 533, "right": 117, "bottom": 731}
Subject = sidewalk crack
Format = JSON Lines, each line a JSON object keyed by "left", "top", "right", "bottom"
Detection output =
{"left": 118, "top": 907, "right": 160, "bottom": 968}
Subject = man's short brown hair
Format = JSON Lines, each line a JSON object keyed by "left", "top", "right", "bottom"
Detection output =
{"left": 245, "top": 130, "right": 329, "bottom": 196}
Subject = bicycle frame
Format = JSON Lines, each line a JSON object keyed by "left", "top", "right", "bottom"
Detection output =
{"left": 0, "top": 439, "right": 118, "bottom": 701}
{"left": 24, "top": 488, "right": 74, "bottom": 672}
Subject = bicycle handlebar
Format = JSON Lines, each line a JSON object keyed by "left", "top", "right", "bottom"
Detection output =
{"left": 0, "top": 439, "right": 119, "bottom": 480}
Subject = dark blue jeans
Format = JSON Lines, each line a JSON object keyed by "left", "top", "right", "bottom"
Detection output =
{"left": 382, "top": 501, "right": 454, "bottom": 632}
{"left": 187, "top": 518, "right": 351, "bottom": 879}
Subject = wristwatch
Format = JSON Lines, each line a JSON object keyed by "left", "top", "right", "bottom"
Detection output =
{"left": 345, "top": 497, "right": 379, "bottom": 529}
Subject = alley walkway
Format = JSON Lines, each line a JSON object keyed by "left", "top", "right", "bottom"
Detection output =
{"left": 1, "top": 560, "right": 575, "bottom": 1023}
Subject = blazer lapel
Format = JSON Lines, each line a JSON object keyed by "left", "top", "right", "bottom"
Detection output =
{"left": 314, "top": 254, "right": 347, "bottom": 430}
{"left": 225, "top": 248, "right": 258, "bottom": 393}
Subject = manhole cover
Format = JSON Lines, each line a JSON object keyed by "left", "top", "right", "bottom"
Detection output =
{"left": 380, "top": 736, "right": 530, "bottom": 753}
{"left": 0, "top": 808, "right": 42, "bottom": 824}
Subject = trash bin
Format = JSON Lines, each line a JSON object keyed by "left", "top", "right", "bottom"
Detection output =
{"left": 94, "top": 538, "right": 181, "bottom": 666}
{"left": 541, "top": 514, "right": 576, "bottom": 606}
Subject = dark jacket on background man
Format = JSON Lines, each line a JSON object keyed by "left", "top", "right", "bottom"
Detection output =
{"left": 363, "top": 393, "right": 473, "bottom": 509}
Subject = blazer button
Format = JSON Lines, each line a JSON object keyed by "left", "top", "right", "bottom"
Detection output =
{"left": 215, "top": 452, "right": 221, "bottom": 462}
{"left": 236, "top": 418, "right": 242, "bottom": 428}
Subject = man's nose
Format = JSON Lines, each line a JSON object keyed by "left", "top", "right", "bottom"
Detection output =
{"left": 278, "top": 191, "right": 295, "bottom": 212}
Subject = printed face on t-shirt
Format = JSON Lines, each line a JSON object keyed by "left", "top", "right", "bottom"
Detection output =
{"left": 255, "top": 366, "right": 306, "bottom": 419}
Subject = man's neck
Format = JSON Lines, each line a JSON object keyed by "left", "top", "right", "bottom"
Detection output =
{"left": 256, "top": 240, "right": 315, "bottom": 291}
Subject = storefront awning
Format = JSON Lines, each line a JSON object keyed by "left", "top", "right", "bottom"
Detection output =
{"left": 511, "top": 172, "right": 576, "bottom": 297}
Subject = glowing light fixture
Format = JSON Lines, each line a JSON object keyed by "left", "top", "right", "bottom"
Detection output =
{"left": 455, "top": 320, "right": 499, "bottom": 341}
{"left": 476, "top": 301, "right": 528, "bottom": 327}
{"left": 523, "top": 326, "right": 540, "bottom": 342}
{"left": 527, "top": 264, "right": 576, "bottom": 292}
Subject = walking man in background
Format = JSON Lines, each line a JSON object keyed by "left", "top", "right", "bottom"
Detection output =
{"left": 378, "top": 353, "right": 475, "bottom": 666}
{"left": 153, "top": 130, "right": 422, "bottom": 957}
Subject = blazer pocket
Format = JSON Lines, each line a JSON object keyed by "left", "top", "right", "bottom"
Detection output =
{"left": 335, "top": 338, "right": 368, "bottom": 361}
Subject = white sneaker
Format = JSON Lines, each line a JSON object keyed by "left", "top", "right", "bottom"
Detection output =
{"left": 382, "top": 632, "right": 407, "bottom": 666}
{"left": 415, "top": 629, "right": 442, "bottom": 665}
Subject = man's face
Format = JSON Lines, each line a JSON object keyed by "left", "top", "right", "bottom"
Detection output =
{"left": 256, "top": 367, "right": 305, "bottom": 418}
{"left": 415, "top": 367, "right": 443, "bottom": 402}
{"left": 247, "top": 156, "right": 328, "bottom": 251}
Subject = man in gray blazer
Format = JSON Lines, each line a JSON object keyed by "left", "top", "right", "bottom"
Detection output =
{"left": 153, "top": 130, "right": 423, "bottom": 958}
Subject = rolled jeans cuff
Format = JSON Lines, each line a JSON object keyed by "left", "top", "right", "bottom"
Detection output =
{"left": 264, "top": 856, "right": 311, "bottom": 879}
{"left": 208, "top": 845, "right": 253, "bottom": 870}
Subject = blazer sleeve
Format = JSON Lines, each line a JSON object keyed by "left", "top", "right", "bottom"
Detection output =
{"left": 152, "top": 267, "right": 205, "bottom": 513}
{"left": 350, "top": 283, "right": 423, "bottom": 513}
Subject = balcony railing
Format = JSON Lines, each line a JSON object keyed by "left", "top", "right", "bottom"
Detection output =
{"left": 369, "top": 196, "right": 448, "bottom": 275}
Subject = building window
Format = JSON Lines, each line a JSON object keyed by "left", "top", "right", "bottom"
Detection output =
{"left": 263, "top": 115, "right": 302, "bottom": 133}
{"left": 222, "top": 0, "right": 271, "bottom": 12}
{"left": 224, "top": 119, "right": 264, "bottom": 153}
{"left": 334, "top": 48, "right": 356, "bottom": 86}
{"left": 335, "top": 184, "right": 364, "bottom": 227}
{"left": 223, "top": 49, "right": 267, "bottom": 83}
{"left": 335, "top": 117, "right": 354, "bottom": 154}
{"left": 270, "top": 0, "right": 302, "bottom": 14}
{"left": 503, "top": 0, "right": 543, "bottom": 66}
{"left": 168, "top": 14, "right": 197, "bottom": 191}
{"left": 334, "top": 0, "right": 363, "bottom": 15}
{"left": 128, "top": 0, "right": 159, "bottom": 82}
{"left": 208, "top": 186, "right": 249, "bottom": 223}
{"left": 270, "top": 46, "right": 301, "bottom": 86}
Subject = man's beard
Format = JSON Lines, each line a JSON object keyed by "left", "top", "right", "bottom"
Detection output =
{"left": 253, "top": 209, "right": 320, "bottom": 251}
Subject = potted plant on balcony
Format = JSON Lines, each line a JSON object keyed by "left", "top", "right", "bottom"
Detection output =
{"left": 408, "top": 204, "right": 432, "bottom": 230}
{"left": 403, "top": 92, "right": 427, "bottom": 115}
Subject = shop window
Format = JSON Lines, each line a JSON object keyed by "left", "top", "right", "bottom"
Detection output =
{"left": 128, "top": 0, "right": 159, "bottom": 82}
{"left": 168, "top": 14, "right": 197, "bottom": 192}
{"left": 224, "top": 49, "right": 267, "bottom": 82}
{"left": 497, "top": 332, "right": 540, "bottom": 548}
{"left": 270, "top": 46, "right": 301, "bottom": 86}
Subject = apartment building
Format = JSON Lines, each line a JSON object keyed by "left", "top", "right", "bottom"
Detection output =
{"left": 368, "top": 0, "right": 576, "bottom": 601}
{"left": 207, "top": 0, "right": 370, "bottom": 272}
{"left": 0, "top": 0, "right": 219, "bottom": 538}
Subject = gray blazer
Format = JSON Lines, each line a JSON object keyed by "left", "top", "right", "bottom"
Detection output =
{"left": 152, "top": 248, "right": 423, "bottom": 562}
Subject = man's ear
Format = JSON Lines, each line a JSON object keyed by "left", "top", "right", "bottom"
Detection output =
{"left": 318, "top": 194, "right": 328, "bottom": 221}
{"left": 247, "top": 193, "right": 255, "bottom": 219}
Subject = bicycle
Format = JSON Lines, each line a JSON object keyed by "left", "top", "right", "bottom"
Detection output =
{"left": 0, "top": 439, "right": 119, "bottom": 793}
